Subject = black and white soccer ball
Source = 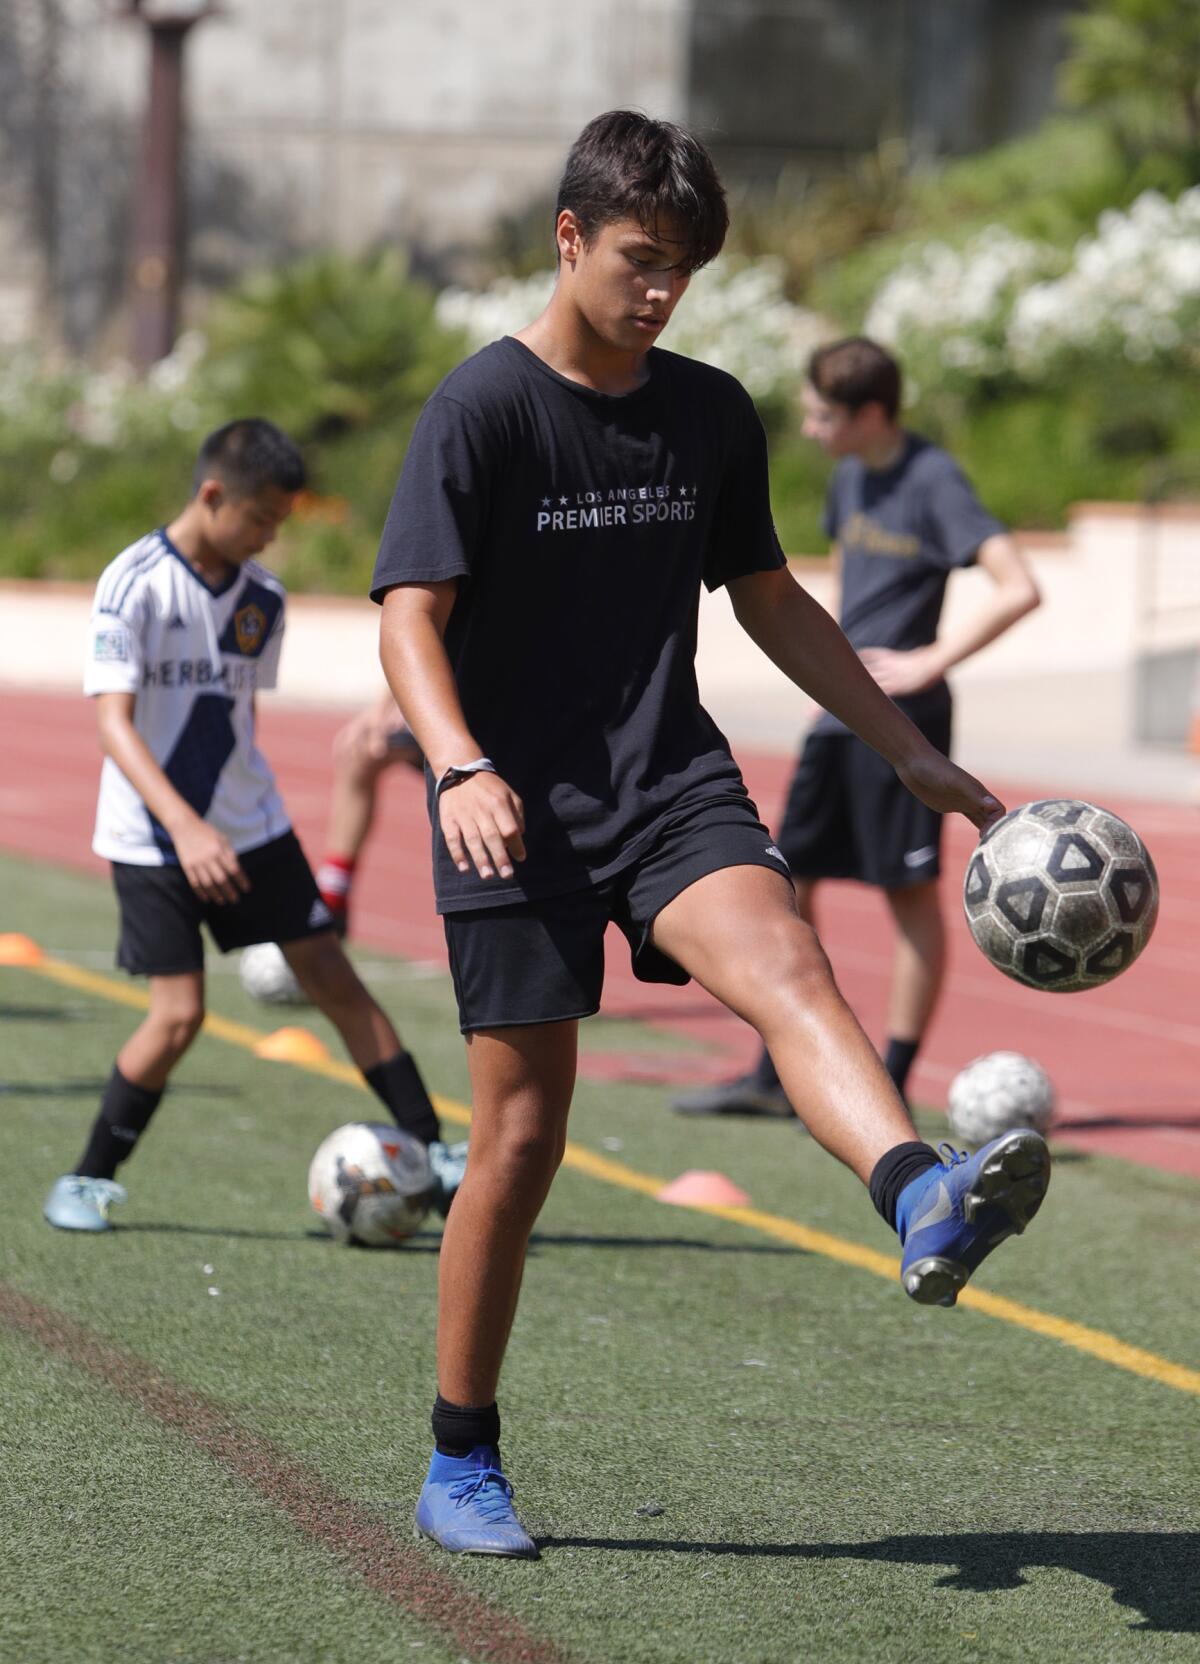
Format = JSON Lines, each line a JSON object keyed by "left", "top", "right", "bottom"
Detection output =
{"left": 239, "top": 941, "right": 308, "bottom": 1006}
{"left": 963, "top": 800, "right": 1158, "bottom": 992}
{"left": 308, "top": 1122, "right": 432, "bottom": 1247}
{"left": 947, "top": 1051, "right": 1055, "bottom": 1147}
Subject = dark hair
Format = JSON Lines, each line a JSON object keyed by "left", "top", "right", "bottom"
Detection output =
{"left": 555, "top": 110, "right": 728, "bottom": 272}
{"left": 807, "top": 337, "right": 902, "bottom": 420}
{"left": 193, "top": 418, "right": 306, "bottom": 498}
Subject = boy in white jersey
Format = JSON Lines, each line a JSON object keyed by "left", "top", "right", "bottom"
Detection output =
{"left": 44, "top": 419, "right": 465, "bottom": 1233}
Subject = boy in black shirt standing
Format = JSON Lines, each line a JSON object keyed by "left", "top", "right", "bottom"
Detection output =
{"left": 372, "top": 114, "right": 1051, "bottom": 1558}
{"left": 673, "top": 339, "right": 1040, "bottom": 1119}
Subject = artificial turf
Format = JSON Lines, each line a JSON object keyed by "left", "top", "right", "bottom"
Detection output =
{"left": 1, "top": 849, "right": 1197, "bottom": 1663}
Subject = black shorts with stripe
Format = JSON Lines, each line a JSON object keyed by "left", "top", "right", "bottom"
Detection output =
{"left": 112, "top": 830, "right": 332, "bottom": 977}
{"left": 443, "top": 792, "right": 789, "bottom": 1032}
{"left": 777, "top": 686, "right": 953, "bottom": 890}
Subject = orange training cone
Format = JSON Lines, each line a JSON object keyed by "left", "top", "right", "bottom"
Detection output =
{"left": 656, "top": 1170, "right": 751, "bottom": 1208}
{"left": 253, "top": 1026, "right": 330, "bottom": 1063}
{"left": 0, "top": 933, "right": 45, "bottom": 966}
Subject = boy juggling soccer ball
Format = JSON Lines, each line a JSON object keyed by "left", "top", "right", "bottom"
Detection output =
{"left": 673, "top": 337, "right": 1041, "bottom": 1120}
{"left": 43, "top": 419, "right": 464, "bottom": 1234}
{"left": 373, "top": 112, "right": 1051, "bottom": 1558}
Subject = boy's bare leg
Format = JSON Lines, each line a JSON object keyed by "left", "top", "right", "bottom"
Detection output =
{"left": 436, "top": 1021, "right": 577, "bottom": 1406}
{"left": 326, "top": 743, "right": 390, "bottom": 861}
{"left": 46, "top": 971, "right": 207, "bottom": 1224}
{"left": 884, "top": 879, "right": 945, "bottom": 1044}
{"left": 117, "top": 970, "right": 206, "bottom": 1086}
{"left": 652, "top": 866, "right": 916, "bottom": 1184}
{"left": 282, "top": 932, "right": 401, "bottom": 1069}
{"left": 792, "top": 876, "right": 817, "bottom": 927}
{"left": 281, "top": 934, "right": 447, "bottom": 1155}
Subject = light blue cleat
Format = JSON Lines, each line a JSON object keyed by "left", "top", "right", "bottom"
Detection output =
{"left": 43, "top": 1175, "right": 127, "bottom": 1232}
{"left": 426, "top": 1140, "right": 468, "bottom": 1218}
{"left": 414, "top": 1445, "right": 538, "bottom": 1558}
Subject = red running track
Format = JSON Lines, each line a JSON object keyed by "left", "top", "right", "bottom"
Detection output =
{"left": 3, "top": 688, "right": 1199, "bottom": 1181}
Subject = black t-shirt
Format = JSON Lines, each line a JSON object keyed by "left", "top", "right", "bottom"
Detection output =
{"left": 370, "top": 337, "right": 786, "bottom": 912}
{"left": 814, "top": 433, "right": 1005, "bottom": 736}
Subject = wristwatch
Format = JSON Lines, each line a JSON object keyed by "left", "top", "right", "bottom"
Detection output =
{"left": 435, "top": 757, "right": 498, "bottom": 798}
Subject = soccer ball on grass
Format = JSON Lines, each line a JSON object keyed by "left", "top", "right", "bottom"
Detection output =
{"left": 308, "top": 1122, "right": 433, "bottom": 1246}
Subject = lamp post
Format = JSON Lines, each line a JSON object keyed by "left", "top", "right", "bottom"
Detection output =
{"left": 126, "top": 1, "right": 216, "bottom": 370}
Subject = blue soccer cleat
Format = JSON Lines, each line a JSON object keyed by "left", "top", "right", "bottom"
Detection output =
{"left": 426, "top": 1140, "right": 468, "bottom": 1218}
{"left": 414, "top": 1445, "right": 538, "bottom": 1558}
{"left": 43, "top": 1175, "right": 127, "bottom": 1233}
{"left": 898, "top": 1130, "right": 1050, "bottom": 1307}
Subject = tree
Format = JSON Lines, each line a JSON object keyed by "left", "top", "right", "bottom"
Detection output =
{"left": 1061, "top": 0, "right": 1200, "bottom": 164}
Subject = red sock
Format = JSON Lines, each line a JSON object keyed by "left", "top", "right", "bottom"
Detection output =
{"left": 316, "top": 853, "right": 355, "bottom": 914}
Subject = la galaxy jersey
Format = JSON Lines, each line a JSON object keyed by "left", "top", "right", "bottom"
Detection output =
{"left": 85, "top": 529, "right": 290, "bottom": 865}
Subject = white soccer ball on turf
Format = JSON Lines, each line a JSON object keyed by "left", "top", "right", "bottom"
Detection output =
{"left": 947, "top": 1051, "right": 1055, "bottom": 1147}
{"left": 308, "top": 1121, "right": 433, "bottom": 1246}
{"left": 239, "top": 941, "right": 308, "bottom": 1005}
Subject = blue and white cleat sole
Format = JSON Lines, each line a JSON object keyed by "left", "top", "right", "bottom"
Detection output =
{"left": 411, "top": 1516, "right": 539, "bottom": 1559}
{"left": 902, "top": 1129, "right": 1050, "bottom": 1308}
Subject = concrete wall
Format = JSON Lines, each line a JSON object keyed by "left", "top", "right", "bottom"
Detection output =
{"left": 6, "top": 502, "right": 1197, "bottom": 793}
{"left": 2, "top": 0, "right": 1076, "bottom": 351}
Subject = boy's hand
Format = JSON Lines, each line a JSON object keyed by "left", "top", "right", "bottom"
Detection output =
{"left": 173, "top": 819, "right": 250, "bottom": 904}
{"left": 896, "top": 747, "right": 1005, "bottom": 836}
{"left": 439, "top": 772, "right": 526, "bottom": 881}
{"left": 859, "top": 645, "right": 944, "bottom": 697}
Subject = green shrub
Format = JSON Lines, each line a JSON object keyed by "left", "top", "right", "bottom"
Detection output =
{"left": 1, "top": 253, "right": 466, "bottom": 591}
{"left": 200, "top": 249, "right": 467, "bottom": 443}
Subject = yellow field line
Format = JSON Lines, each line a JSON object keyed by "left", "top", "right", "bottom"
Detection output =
{"left": 28, "top": 954, "right": 1200, "bottom": 1399}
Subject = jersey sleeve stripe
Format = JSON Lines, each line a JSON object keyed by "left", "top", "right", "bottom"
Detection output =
{"left": 94, "top": 534, "right": 161, "bottom": 615}
{"left": 108, "top": 546, "right": 168, "bottom": 621}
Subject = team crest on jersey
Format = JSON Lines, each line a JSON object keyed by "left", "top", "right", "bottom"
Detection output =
{"left": 233, "top": 602, "right": 267, "bottom": 654}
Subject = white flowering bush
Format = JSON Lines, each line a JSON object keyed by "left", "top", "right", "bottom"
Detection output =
{"left": 862, "top": 189, "right": 1200, "bottom": 392}
{"left": 864, "top": 227, "right": 1062, "bottom": 390}
{"left": 1009, "top": 189, "right": 1200, "bottom": 375}
{"left": 0, "top": 331, "right": 211, "bottom": 469}
{"left": 435, "top": 270, "right": 556, "bottom": 349}
{"left": 435, "top": 258, "right": 832, "bottom": 424}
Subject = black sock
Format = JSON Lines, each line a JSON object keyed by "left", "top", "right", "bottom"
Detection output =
{"left": 432, "top": 1394, "right": 500, "bottom": 1457}
{"left": 884, "top": 1037, "right": 920, "bottom": 1101}
{"left": 748, "top": 1045, "right": 782, "bottom": 1093}
{"left": 868, "top": 1140, "right": 941, "bottom": 1232}
{"left": 75, "top": 1066, "right": 164, "bottom": 1180}
{"left": 364, "top": 1052, "right": 440, "bottom": 1146}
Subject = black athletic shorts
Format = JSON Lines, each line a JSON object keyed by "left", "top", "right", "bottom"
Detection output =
{"left": 777, "top": 687, "right": 953, "bottom": 890}
{"left": 112, "top": 830, "right": 333, "bottom": 977}
{"left": 442, "top": 794, "right": 789, "bottom": 1032}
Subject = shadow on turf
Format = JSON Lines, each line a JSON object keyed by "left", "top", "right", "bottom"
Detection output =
{"left": 527, "top": 1232, "right": 801, "bottom": 1256}
{"left": 536, "top": 1531, "right": 1199, "bottom": 1632}
{"left": 3, "top": 1079, "right": 240, "bottom": 1098}
{"left": 108, "top": 1225, "right": 796, "bottom": 1256}
{"left": 0, "top": 1003, "right": 98, "bottom": 1021}
{"left": 114, "top": 1223, "right": 445, "bottom": 1250}
{"left": 1059, "top": 1109, "right": 1200, "bottom": 1132}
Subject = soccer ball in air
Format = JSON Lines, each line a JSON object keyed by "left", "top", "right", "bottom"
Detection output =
{"left": 963, "top": 800, "right": 1158, "bottom": 992}
{"left": 239, "top": 941, "right": 308, "bottom": 1005}
{"left": 947, "top": 1051, "right": 1055, "bottom": 1147}
{"left": 308, "top": 1122, "right": 433, "bottom": 1246}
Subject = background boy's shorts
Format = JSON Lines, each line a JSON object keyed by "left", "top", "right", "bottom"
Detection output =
{"left": 777, "top": 688, "right": 953, "bottom": 890}
{"left": 112, "top": 830, "right": 332, "bottom": 976}
{"left": 443, "top": 795, "right": 790, "bottom": 1032}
